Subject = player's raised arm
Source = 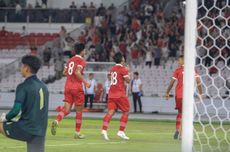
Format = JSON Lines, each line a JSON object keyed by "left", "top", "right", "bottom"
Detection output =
{"left": 165, "top": 78, "right": 176, "bottom": 100}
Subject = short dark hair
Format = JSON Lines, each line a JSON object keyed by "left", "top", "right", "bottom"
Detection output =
{"left": 179, "top": 55, "right": 184, "bottom": 59}
{"left": 134, "top": 72, "right": 139, "bottom": 76}
{"left": 74, "top": 43, "right": 85, "bottom": 55}
{"left": 113, "top": 52, "right": 123, "bottom": 64}
{"left": 21, "top": 55, "right": 41, "bottom": 74}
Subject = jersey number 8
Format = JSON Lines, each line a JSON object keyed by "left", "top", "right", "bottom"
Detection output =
{"left": 68, "top": 62, "right": 75, "bottom": 75}
{"left": 111, "top": 72, "right": 118, "bottom": 85}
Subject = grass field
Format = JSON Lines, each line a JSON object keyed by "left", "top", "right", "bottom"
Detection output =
{"left": 0, "top": 118, "right": 181, "bottom": 152}
{"left": 0, "top": 118, "right": 229, "bottom": 152}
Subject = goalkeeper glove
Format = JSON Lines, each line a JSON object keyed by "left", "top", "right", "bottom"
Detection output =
{"left": 0, "top": 113, "right": 7, "bottom": 122}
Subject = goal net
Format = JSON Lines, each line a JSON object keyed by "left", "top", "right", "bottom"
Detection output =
{"left": 184, "top": 0, "right": 230, "bottom": 152}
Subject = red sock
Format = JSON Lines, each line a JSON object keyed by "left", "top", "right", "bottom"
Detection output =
{"left": 102, "top": 113, "right": 113, "bottom": 130}
{"left": 176, "top": 113, "right": 182, "bottom": 131}
{"left": 56, "top": 108, "right": 70, "bottom": 122}
{"left": 75, "top": 112, "right": 82, "bottom": 132}
{"left": 119, "top": 113, "right": 129, "bottom": 131}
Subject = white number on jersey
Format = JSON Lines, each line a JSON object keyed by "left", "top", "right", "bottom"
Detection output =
{"left": 68, "top": 62, "right": 75, "bottom": 75}
{"left": 110, "top": 72, "right": 118, "bottom": 85}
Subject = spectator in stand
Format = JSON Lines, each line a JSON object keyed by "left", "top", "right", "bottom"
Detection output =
{"left": 89, "top": 2, "right": 96, "bottom": 9}
{"left": 54, "top": 52, "right": 64, "bottom": 80}
{"left": 104, "top": 73, "right": 111, "bottom": 103}
{"left": 169, "top": 43, "right": 177, "bottom": 58}
{"left": 97, "top": 3, "right": 106, "bottom": 16}
{"left": 116, "top": 12, "right": 126, "bottom": 27}
{"left": 0, "top": 26, "right": 8, "bottom": 37}
{"left": 43, "top": 47, "right": 52, "bottom": 67}
{"left": 20, "top": 26, "right": 28, "bottom": 37}
{"left": 108, "top": 3, "right": 115, "bottom": 10}
{"left": 63, "top": 33, "right": 75, "bottom": 58}
{"left": 84, "top": 73, "right": 97, "bottom": 109}
{"left": 35, "top": 2, "right": 41, "bottom": 8}
{"left": 15, "top": 2, "right": 22, "bottom": 15}
{"left": 59, "top": 26, "right": 67, "bottom": 38}
{"left": 131, "top": 16, "right": 141, "bottom": 31}
{"left": 109, "top": 21, "right": 116, "bottom": 39}
{"left": 131, "top": 0, "right": 141, "bottom": 10}
{"left": 69, "top": 1, "right": 77, "bottom": 9}
{"left": 42, "top": 0, "right": 47, "bottom": 8}
{"left": 80, "top": 2, "right": 87, "bottom": 9}
{"left": 144, "top": 1, "right": 154, "bottom": 20}
{"left": 145, "top": 47, "right": 153, "bottom": 68}
{"left": 30, "top": 45, "right": 38, "bottom": 56}
{"left": 119, "top": 39, "right": 127, "bottom": 59}
{"left": 131, "top": 44, "right": 139, "bottom": 67}
{"left": 79, "top": 31, "right": 86, "bottom": 44}
{"left": 107, "top": 3, "right": 116, "bottom": 24}
{"left": 154, "top": 46, "right": 162, "bottom": 66}
{"left": 94, "top": 13, "right": 103, "bottom": 28}
{"left": 27, "top": 3, "right": 33, "bottom": 9}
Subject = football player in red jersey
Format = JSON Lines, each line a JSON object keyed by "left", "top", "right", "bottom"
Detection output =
{"left": 51, "top": 43, "right": 90, "bottom": 139}
{"left": 165, "top": 55, "right": 203, "bottom": 139}
{"left": 101, "top": 52, "right": 131, "bottom": 140}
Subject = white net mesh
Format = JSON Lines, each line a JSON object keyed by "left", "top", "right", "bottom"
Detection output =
{"left": 194, "top": 0, "right": 230, "bottom": 151}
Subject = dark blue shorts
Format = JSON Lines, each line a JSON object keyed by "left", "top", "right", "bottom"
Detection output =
{"left": 3, "top": 121, "right": 34, "bottom": 142}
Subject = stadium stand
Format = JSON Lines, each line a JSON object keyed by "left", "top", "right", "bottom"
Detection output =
{"left": 0, "top": 0, "right": 229, "bottom": 110}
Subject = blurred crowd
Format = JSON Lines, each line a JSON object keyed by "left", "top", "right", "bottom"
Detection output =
{"left": 66, "top": 0, "right": 186, "bottom": 67}
{"left": 1, "top": 0, "right": 229, "bottom": 68}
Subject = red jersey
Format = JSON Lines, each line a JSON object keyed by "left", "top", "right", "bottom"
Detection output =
{"left": 172, "top": 66, "right": 199, "bottom": 98}
{"left": 65, "top": 55, "right": 86, "bottom": 89}
{"left": 108, "top": 64, "right": 129, "bottom": 99}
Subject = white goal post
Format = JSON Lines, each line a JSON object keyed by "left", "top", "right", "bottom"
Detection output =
{"left": 183, "top": 0, "right": 230, "bottom": 152}
{"left": 182, "top": 0, "right": 198, "bottom": 152}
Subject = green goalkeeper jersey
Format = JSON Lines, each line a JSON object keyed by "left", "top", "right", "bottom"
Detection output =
{"left": 14, "top": 75, "right": 49, "bottom": 136}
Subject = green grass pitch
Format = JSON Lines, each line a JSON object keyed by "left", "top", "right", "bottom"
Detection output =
{"left": 0, "top": 118, "right": 181, "bottom": 152}
{"left": 0, "top": 118, "right": 229, "bottom": 152}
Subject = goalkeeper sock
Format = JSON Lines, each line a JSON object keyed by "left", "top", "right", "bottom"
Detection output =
{"left": 102, "top": 113, "right": 113, "bottom": 130}
{"left": 176, "top": 113, "right": 182, "bottom": 131}
{"left": 56, "top": 108, "right": 70, "bottom": 122}
{"left": 119, "top": 113, "right": 129, "bottom": 131}
{"left": 75, "top": 112, "right": 82, "bottom": 133}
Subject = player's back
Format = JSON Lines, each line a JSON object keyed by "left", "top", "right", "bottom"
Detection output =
{"left": 65, "top": 55, "right": 86, "bottom": 89}
{"left": 108, "top": 64, "right": 129, "bottom": 99}
{"left": 18, "top": 75, "right": 49, "bottom": 136}
{"left": 173, "top": 66, "right": 199, "bottom": 98}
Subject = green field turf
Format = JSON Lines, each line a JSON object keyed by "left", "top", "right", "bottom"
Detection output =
{"left": 0, "top": 118, "right": 181, "bottom": 152}
{"left": 0, "top": 118, "right": 229, "bottom": 152}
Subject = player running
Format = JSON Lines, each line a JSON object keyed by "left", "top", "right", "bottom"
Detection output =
{"left": 101, "top": 52, "right": 131, "bottom": 140}
{"left": 165, "top": 55, "right": 203, "bottom": 140}
{"left": 51, "top": 43, "right": 90, "bottom": 139}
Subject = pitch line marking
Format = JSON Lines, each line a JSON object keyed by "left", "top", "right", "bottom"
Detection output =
{"left": 0, "top": 141, "right": 125, "bottom": 149}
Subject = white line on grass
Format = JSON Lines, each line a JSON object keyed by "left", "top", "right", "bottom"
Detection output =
{"left": 0, "top": 141, "right": 125, "bottom": 149}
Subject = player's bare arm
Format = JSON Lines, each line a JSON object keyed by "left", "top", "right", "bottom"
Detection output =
{"left": 63, "top": 67, "right": 67, "bottom": 76}
{"left": 75, "top": 66, "right": 90, "bottom": 88}
{"left": 165, "top": 79, "right": 176, "bottom": 100}
{"left": 124, "top": 75, "right": 131, "bottom": 84}
{"left": 196, "top": 76, "right": 203, "bottom": 101}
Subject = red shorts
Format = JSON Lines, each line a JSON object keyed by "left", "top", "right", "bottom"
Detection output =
{"left": 175, "top": 97, "right": 182, "bottom": 112}
{"left": 64, "top": 87, "right": 85, "bottom": 106}
{"left": 108, "top": 97, "right": 130, "bottom": 112}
